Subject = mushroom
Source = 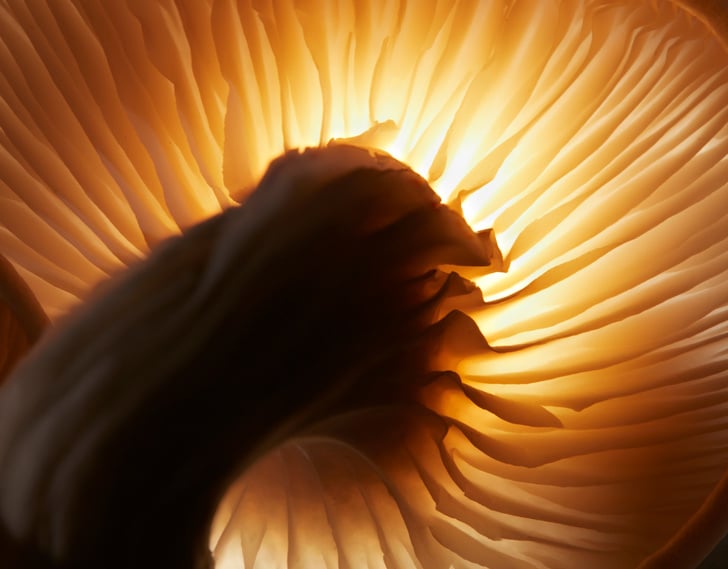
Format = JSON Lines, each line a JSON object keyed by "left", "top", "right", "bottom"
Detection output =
{"left": 0, "top": 1, "right": 727, "bottom": 569}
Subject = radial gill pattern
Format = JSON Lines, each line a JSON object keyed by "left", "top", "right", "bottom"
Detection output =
{"left": 1, "top": 0, "right": 728, "bottom": 568}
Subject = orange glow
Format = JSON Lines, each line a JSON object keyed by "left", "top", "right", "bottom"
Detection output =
{"left": 1, "top": 1, "right": 728, "bottom": 569}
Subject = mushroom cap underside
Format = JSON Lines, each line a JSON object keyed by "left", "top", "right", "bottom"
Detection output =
{"left": 0, "top": 1, "right": 728, "bottom": 568}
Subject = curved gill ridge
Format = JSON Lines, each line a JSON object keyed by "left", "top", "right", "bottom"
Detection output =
{"left": 439, "top": 2, "right": 728, "bottom": 566}
{"left": 1, "top": 1, "right": 727, "bottom": 568}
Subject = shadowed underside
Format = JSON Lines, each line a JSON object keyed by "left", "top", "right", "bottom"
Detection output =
{"left": 0, "top": 255, "right": 48, "bottom": 382}
{"left": 0, "top": 146, "right": 496, "bottom": 569}
{"left": 0, "top": 1, "right": 728, "bottom": 568}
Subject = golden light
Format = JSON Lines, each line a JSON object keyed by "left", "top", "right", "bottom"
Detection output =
{"left": 0, "top": 1, "right": 727, "bottom": 569}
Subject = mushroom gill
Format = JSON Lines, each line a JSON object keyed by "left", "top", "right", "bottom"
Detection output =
{"left": 0, "top": 1, "right": 727, "bottom": 569}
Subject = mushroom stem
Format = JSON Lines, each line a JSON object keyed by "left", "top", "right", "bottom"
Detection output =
{"left": 0, "top": 146, "right": 495, "bottom": 569}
